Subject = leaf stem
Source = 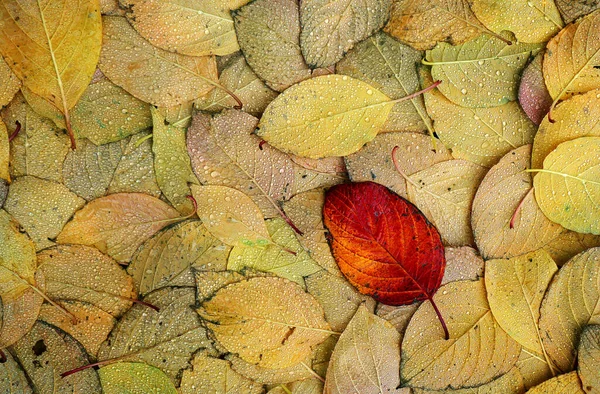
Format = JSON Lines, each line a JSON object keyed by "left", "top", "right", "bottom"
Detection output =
{"left": 8, "top": 121, "right": 21, "bottom": 142}
{"left": 110, "top": 294, "right": 160, "bottom": 312}
{"left": 300, "top": 361, "right": 325, "bottom": 383}
{"left": 428, "top": 296, "right": 449, "bottom": 340}
{"left": 392, "top": 146, "right": 421, "bottom": 190}
{"left": 28, "top": 284, "right": 79, "bottom": 324}
{"left": 510, "top": 187, "right": 534, "bottom": 229}
{"left": 390, "top": 80, "right": 441, "bottom": 105}
{"left": 61, "top": 355, "right": 129, "bottom": 378}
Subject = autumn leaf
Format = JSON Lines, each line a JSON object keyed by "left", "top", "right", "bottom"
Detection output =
{"left": 526, "top": 372, "right": 584, "bottom": 393}
{"left": 0, "top": 352, "right": 31, "bottom": 393}
{"left": 99, "top": 362, "right": 177, "bottom": 394}
{"left": 519, "top": 52, "right": 553, "bottom": 125}
{"left": 557, "top": 0, "right": 600, "bottom": 23}
{"left": 577, "top": 325, "right": 600, "bottom": 393}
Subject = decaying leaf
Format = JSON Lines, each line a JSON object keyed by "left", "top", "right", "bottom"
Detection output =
{"left": 233, "top": 0, "right": 312, "bottom": 91}
{"left": 0, "top": 56, "right": 20, "bottom": 109}
{"left": 0, "top": 351, "right": 32, "bottom": 394}
{"left": 300, "top": 0, "right": 392, "bottom": 67}
{"left": 519, "top": 52, "right": 553, "bottom": 126}
{"left": 557, "top": 0, "right": 600, "bottom": 23}
{"left": 578, "top": 325, "right": 600, "bottom": 393}
{"left": 526, "top": 372, "right": 584, "bottom": 393}
{"left": 532, "top": 137, "right": 600, "bottom": 235}
{"left": 0, "top": 287, "right": 42, "bottom": 348}
{"left": 337, "top": 32, "right": 432, "bottom": 133}
{"left": 425, "top": 32, "right": 542, "bottom": 108}
{"left": 99, "top": 362, "right": 177, "bottom": 394}
{"left": 57, "top": 193, "right": 180, "bottom": 262}
{"left": 198, "top": 276, "right": 331, "bottom": 369}
{"left": 401, "top": 280, "right": 521, "bottom": 390}
{"left": 471, "top": 0, "right": 563, "bottom": 43}
{"left": 100, "top": 16, "right": 218, "bottom": 107}
{"left": 324, "top": 305, "right": 401, "bottom": 394}
{"left": 538, "top": 247, "right": 600, "bottom": 372}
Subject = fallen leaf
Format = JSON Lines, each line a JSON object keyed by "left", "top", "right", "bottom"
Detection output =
{"left": 13, "top": 322, "right": 101, "bottom": 393}
{"left": 0, "top": 119, "right": 8, "bottom": 182}
{"left": 323, "top": 182, "right": 447, "bottom": 308}
{"left": 129, "top": 220, "right": 230, "bottom": 295}
{"left": 532, "top": 137, "right": 600, "bottom": 235}
{"left": 98, "top": 287, "right": 214, "bottom": 382}
{"left": 0, "top": 56, "right": 20, "bottom": 109}
{"left": 57, "top": 193, "right": 180, "bottom": 262}
{"left": 556, "top": 0, "right": 600, "bottom": 23}
{"left": 375, "top": 303, "right": 420, "bottom": 338}
{"left": 198, "top": 276, "right": 332, "bottom": 369}
{"left": 299, "top": 0, "right": 391, "bottom": 67}
{"left": 228, "top": 218, "right": 323, "bottom": 287}
{"left": 256, "top": 75, "right": 397, "bottom": 158}
{"left": 0, "top": 351, "right": 32, "bottom": 393}
{"left": 518, "top": 52, "right": 553, "bottom": 125}
{"left": 233, "top": 0, "right": 312, "bottom": 91}
{"left": 324, "top": 305, "right": 401, "bottom": 394}
{"left": 526, "top": 372, "right": 584, "bottom": 393}
{"left": 227, "top": 351, "right": 317, "bottom": 384}
{"left": 516, "top": 348, "right": 554, "bottom": 389}
{"left": 384, "top": 0, "right": 487, "bottom": 50}
{"left": 401, "top": 280, "right": 521, "bottom": 390}
{"left": 0, "top": 287, "right": 42, "bottom": 348}
{"left": 538, "top": 247, "right": 600, "bottom": 372}
{"left": 577, "top": 325, "right": 600, "bottom": 393}
{"left": 471, "top": 0, "right": 563, "bottom": 43}
{"left": 442, "top": 246, "right": 484, "bottom": 285}
{"left": 121, "top": 0, "right": 239, "bottom": 56}
{"left": 99, "top": 16, "right": 218, "bottom": 107}
{"left": 485, "top": 250, "right": 559, "bottom": 374}
{"left": 180, "top": 352, "right": 263, "bottom": 394}
{"left": 412, "top": 368, "right": 525, "bottom": 394}
{"left": 4, "top": 176, "right": 85, "bottom": 250}
{"left": 337, "top": 32, "right": 433, "bottom": 133}
{"left": 0, "top": 0, "right": 102, "bottom": 146}
{"left": 543, "top": 10, "right": 600, "bottom": 108}
{"left": 99, "top": 362, "right": 177, "bottom": 394}
{"left": 425, "top": 32, "right": 542, "bottom": 108}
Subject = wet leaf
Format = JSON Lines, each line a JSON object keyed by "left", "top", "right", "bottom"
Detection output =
{"left": 323, "top": 181, "right": 446, "bottom": 304}
{"left": 0, "top": 119, "right": 8, "bottom": 182}
{"left": 228, "top": 218, "right": 322, "bottom": 287}
{"left": 401, "top": 280, "right": 521, "bottom": 390}
{"left": 324, "top": 305, "right": 401, "bottom": 394}
{"left": 5, "top": 176, "right": 85, "bottom": 250}
{"left": 412, "top": 368, "right": 525, "bottom": 394}
{"left": 99, "top": 362, "right": 177, "bottom": 394}
{"left": 375, "top": 303, "right": 420, "bottom": 338}
{"left": 35, "top": 245, "right": 135, "bottom": 317}
{"left": 578, "top": 325, "right": 600, "bottom": 393}
{"left": 543, "top": 10, "right": 600, "bottom": 106}
{"left": 121, "top": 0, "right": 239, "bottom": 56}
{"left": 129, "top": 220, "right": 230, "bottom": 295}
{"left": 423, "top": 70, "right": 536, "bottom": 167}
{"left": 151, "top": 108, "right": 198, "bottom": 214}
{"left": 442, "top": 246, "right": 484, "bottom": 285}
{"left": 425, "top": 32, "right": 542, "bottom": 108}
{"left": 98, "top": 287, "right": 213, "bottom": 381}
{"left": 257, "top": 75, "right": 396, "bottom": 158}
{"left": 384, "top": 0, "right": 487, "bottom": 50}
{"left": 233, "top": 0, "right": 312, "bottom": 91}
{"left": 0, "top": 57, "right": 20, "bottom": 109}
{"left": 0, "top": 287, "right": 42, "bottom": 348}
{"left": 227, "top": 351, "right": 316, "bottom": 384}
{"left": 485, "top": 250, "right": 558, "bottom": 372}
{"left": 517, "top": 349, "right": 554, "bottom": 389}
{"left": 471, "top": 0, "right": 563, "bottom": 43}
{"left": 299, "top": 0, "right": 391, "bottom": 68}
{"left": 180, "top": 352, "right": 263, "bottom": 394}
{"left": 13, "top": 321, "right": 101, "bottom": 394}
{"left": 556, "top": 0, "right": 600, "bottom": 23}
{"left": 198, "top": 276, "right": 331, "bottom": 369}
{"left": 345, "top": 131, "right": 452, "bottom": 198}
{"left": 0, "top": 0, "right": 102, "bottom": 146}
{"left": 526, "top": 372, "right": 584, "bottom": 393}
{"left": 519, "top": 52, "right": 553, "bottom": 125}
{"left": 532, "top": 137, "right": 600, "bottom": 235}
{"left": 99, "top": 16, "right": 218, "bottom": 107}
{"left": 404, "top": 159, "right": 487, "bottom": 246}
{"left": 195, "top": 54, "right": 278, "bottom": 115}
{"left": 337, "top": 32, "right": 432, "bottom": 133}
{"left": 57, "top": 193, "right": 180, "bottom": 262}
{"left": 0, "top": 351, "right": 32, "bottom": 394}
{"left": 538, "top": 247, "right": 600, "bottom": 372}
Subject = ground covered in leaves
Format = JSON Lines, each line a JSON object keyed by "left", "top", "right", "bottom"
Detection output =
{"left": 1, "top": 0, "right": 600, "bottom": 393}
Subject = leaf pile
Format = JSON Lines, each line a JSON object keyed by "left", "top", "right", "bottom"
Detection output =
{"left": 1, "top": 0, "right": 600, "bottom": 393}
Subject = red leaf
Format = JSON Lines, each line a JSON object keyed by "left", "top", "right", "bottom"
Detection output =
{"left": 323, "top": 181, "right": 446, "bottom": 306}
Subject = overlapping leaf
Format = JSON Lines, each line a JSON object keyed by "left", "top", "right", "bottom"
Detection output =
{"left": 99, "top": 362, "right": 177, "bottom": 394}
{"left": 578, "top": 325, "right": 600, "bottom": 393}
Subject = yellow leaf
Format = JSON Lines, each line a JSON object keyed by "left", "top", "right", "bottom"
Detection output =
{"left": 401, "top": 280, "right": 521, "bottom": 390}
{"left": 543, "top": 10, "right": 600, "bottom": 106}
{"left": 191, "top": 184, "right": 272, "bottom": 248}
{"left": 324, "top": 305, "right": 401, "bottom": 394}
{"left": 0, "top": 119, "right": 8, "bottom": 182}
{"left": 99, "top": 16, "right": 218, "bottom": 107}
{"left": 121, "top": 0, "right": 239, "bottom": 56}
{"left": 526, "top": 372, "right": 584, "bottom": 393}
{"left": 57, "top": 193, "right": 180, "bottom": 262}
{"left": 556, "top": 0, "right": 600, "bottom": 23}
{"left": 539, "top": 247, "right": 600, "bottom": 372}
{"left": 300, "top": 0, "right": 391, "bottom": 67}
{"left": 471, "top": 0, "right": 563, "bottom": 43}
{"left": 384, "top": 0, "right": 487, "bottom": 50}
{"left": 0, "top": 0, "right": 102, "bottom": 146}
{"left": 516, "top": 348, "right": 554, "bottom": 389}
{"left": 485, "top": 250, "right": 558, "bottom": 373}
{"left": 578, "top": 325, "right": 600, "bottom": 393}
{"left": 99, "top": 363, "right": 177, "bottom": 394}
{"left": 0, "top": 352, "right": 31, "bottom": 392}
{"left": 532, "top": 137, "right": 600, "bottom": 235}
{"left": 0, "top": 56, "right": 20, "bottom": 109}
{"left": 256, "top": 75, "right": 395, "bottom": 158}
{"left": 0, "top": 287, "right": 42, "bottom": 348}
{"left": 442, "top": 246, "right": 484, "bottom": 285}
{"left": 412, "top": 368, "right": 525, "bottom": 394}
{"left": 198, "top": 276, "right": 332, "bottom": 369}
